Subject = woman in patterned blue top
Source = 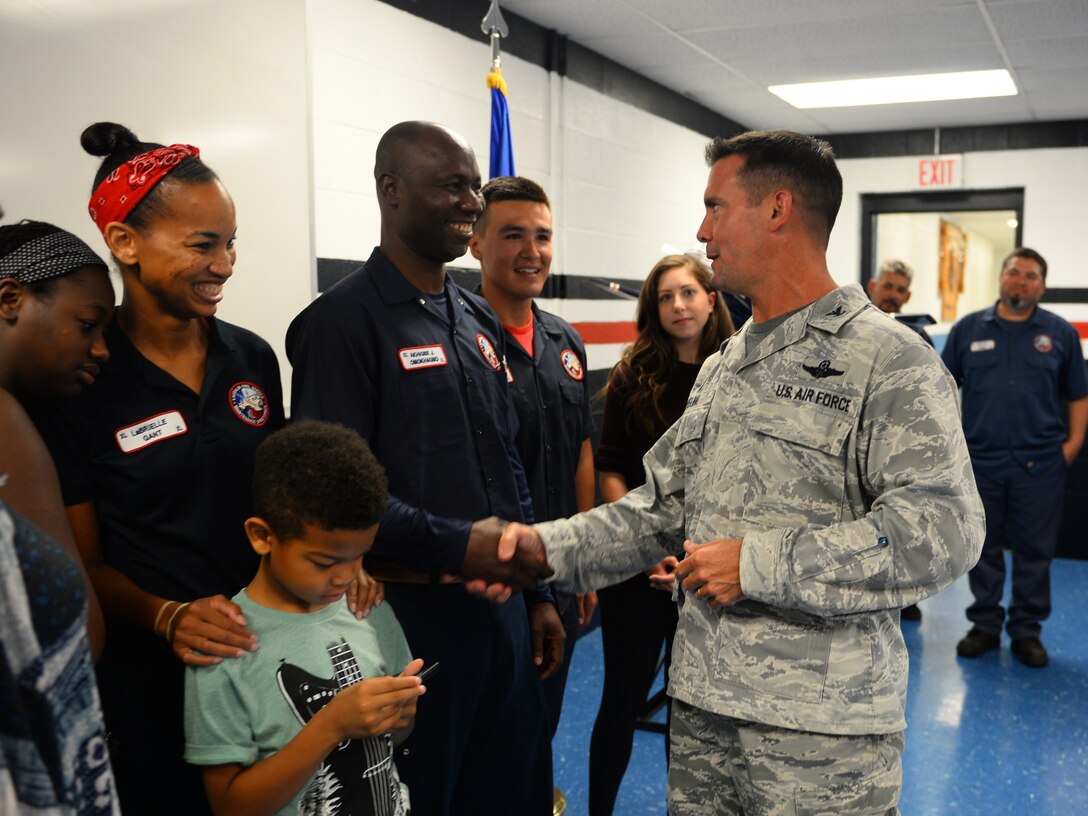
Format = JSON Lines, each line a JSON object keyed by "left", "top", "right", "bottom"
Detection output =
{"left": 0, "top": 218, "right": 118, "bottom": 813}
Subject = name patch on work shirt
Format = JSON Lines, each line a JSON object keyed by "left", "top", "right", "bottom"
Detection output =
{"left": 970, "top": 339, "right": 996, "bottom": 352}
{"left": 398, "top": 344, "right": 448, "bottom": 370}
{"left": 115, "top": 411, "right": 188, "bottom": 454}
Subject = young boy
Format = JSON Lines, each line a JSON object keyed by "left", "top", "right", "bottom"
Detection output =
{"left": 184, "top": 421, "right": 425, "bottom": 816}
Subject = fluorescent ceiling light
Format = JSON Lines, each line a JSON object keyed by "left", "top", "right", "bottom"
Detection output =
{"left": 769, "top": 69, "right": 1017, "bottom": 109}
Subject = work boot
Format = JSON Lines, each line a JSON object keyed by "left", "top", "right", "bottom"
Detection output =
{"left": 956, "top": 627, "right": 1000, "bottom": 657}
{"left": 1011, "top": 636, "right": 1048, "bottom": 668}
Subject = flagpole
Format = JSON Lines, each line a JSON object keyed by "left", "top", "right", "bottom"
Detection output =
{"left": 482, "top": 0, "right": 516, "bottom": 179}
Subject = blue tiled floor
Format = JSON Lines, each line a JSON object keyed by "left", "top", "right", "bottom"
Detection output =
{"left": 553, "top": 556, "right": 1088, "bottom": 815}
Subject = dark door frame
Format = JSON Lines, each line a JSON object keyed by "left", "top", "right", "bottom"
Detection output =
{"left": 859, "top": 188, "right": 1025, "bottom": 289}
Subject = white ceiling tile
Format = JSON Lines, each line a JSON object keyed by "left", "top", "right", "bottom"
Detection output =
{"left": 1005, "top": 35, "right": 1088, "bottom": 70}
{"left": 577, "top": 32, "right": 706, "bottom": 70}
{"left": 986, "top": 0, "right": 1088, "bottom": 40}
{"left": 645, "top": 60, "right": 763, "bottom": 95}
{"left": 729, "top": 41, "right": 1005, "bottom": 85}
{"left": 504, "top": 0, "right": 1088, "bottom": 133}
{"left": 497, "top": 0, "right": 659, "bottom": 39}
{"left": 622, "top": 0, "right": 979, "bottom": 33}
{"left": 683, "top": 7, "right": 993, "bottom": 63}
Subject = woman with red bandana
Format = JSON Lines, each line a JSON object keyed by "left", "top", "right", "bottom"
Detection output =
{"left": 32, "top": 122, "right": 289, "bottom": 814}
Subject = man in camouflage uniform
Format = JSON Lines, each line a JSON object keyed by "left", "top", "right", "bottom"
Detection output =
{"left": 487, "top": 131, "right": 985, "bottom": 815}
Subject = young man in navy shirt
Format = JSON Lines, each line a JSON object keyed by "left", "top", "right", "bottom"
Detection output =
{"left": 943, "top": 247, "right": 1088, "bottom": 667}
{"left": 470, "top": 176, "right": 597, "bottom": 741}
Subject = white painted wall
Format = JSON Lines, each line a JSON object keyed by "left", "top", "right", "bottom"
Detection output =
{"left": 0, "top": 0, "right": 313, "bottom": 401}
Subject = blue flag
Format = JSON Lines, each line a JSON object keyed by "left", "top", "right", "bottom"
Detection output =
{"left": 487, "top": 70, "right": 515, "bottom": 179}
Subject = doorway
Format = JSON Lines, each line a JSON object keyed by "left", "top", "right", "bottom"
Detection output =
{"left": 861, "top": 189, "right": 1024, "bottom": 338}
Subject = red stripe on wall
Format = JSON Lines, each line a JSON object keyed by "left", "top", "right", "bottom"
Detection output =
{"left": 571, "top": 321, "right": 638, "bottom": 345}
{"left": 1074, "top": 322, "right": 1088, "bottom": 340}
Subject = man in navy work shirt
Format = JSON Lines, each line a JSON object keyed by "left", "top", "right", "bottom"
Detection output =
{"left": 469, "top": 176, "right": 597, "bottom": 740}
{"left": 943, "top": 247, "right": 1088, "bottom": 667}
{"left": 285, "top": 121, "right": 558, "bottom": 815}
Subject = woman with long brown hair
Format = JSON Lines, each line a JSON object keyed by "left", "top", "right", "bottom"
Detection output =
{"left": 589, "top": 253, "right": 734, "bottom": 815}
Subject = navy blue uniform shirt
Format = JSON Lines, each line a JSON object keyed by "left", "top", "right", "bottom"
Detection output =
{"left": 286, "top": 248, "right": 535, "bottom": 576}
{"left": 33, "top": 317, "right": 285, "bottom": 601}
{"left": 496, "top": 301, "right": 593, "bottom": 523}
{"left": 942, "top": 303, "right": 1088, "bottom": 479}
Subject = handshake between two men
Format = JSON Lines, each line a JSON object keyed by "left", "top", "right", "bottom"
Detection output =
{"left": 459, "top": 516, "right": 745, "bottom": 607}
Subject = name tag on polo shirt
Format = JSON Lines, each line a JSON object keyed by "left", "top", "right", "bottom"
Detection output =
{"left": 115, "top": 411, "right": 188, "bottom": 454}
{"left": 970, "top": 339, "right": 996, "bottom": 352}
{"left": 398, "top": 344, "right": 448, "bottom": 370}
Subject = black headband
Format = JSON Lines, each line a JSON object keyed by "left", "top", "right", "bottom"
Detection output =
{"left": 0, "top": 230, "right": 107, "bottom": 285}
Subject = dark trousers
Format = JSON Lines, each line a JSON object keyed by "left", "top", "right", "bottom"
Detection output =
{"left": 386, "top": 584, "right": 553, "bottom": 816}
{"left": 541, "top": 590, "right": 581, "bottom": 737}
{"left": 97, "top": 623, "right": 212, "bottom": 816}
{"left": 589, "top": 574, "right": 678, "bottom": 816}
{"left": 968, "top": 458, "right": 1066, "bottom": 640}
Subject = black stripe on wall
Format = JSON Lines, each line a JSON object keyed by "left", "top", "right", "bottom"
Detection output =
{"left": 1043, "top": 288, "right": 1088, "bottom": 304}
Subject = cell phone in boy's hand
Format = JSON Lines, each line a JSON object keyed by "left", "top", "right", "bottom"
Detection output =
{"left": 417, "top": 662, "right": 440, "bottom": 683}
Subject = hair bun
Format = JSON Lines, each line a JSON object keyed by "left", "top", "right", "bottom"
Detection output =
{"left": 80, "top": 121, "right": 141, "bottom": 158}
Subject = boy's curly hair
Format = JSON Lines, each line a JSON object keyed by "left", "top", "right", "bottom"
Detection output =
{"left": 252, "top": 420, "right": 388, "bottom": 540}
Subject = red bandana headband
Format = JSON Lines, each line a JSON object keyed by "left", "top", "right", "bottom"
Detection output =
{"left": 87, "top": 144, "right": 200, "bottom": 234}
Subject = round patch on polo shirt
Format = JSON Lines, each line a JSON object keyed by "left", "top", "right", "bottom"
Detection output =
{"left": 476, "top": 333, "right": 502, "bottom": 371}
{"left": 1033, "top": 333, "right": 1053, "bottom": 353}
{"left": 228, "top": 381, "right": 270, "bottom": 426}
{"left": 560, "top": 348, "right": 584, "bottom": 381}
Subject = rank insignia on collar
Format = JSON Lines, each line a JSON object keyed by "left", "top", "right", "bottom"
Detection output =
{"left": 825, "top": 305, "right": 845, "bottom": 317}
{"left": 802, "top": 359, "right": 845, "bottom": 379}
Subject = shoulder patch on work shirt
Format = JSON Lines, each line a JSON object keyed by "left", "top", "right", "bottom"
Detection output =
{"left": 398, "top": 344, "right": 448, "bottom": 371}
{"left": 970, "top": 339, "right": 996, "bottom": 352}
{"left": 476, "top": 333, "right": 502, "bottom": 371}
{"left": 1033, "top": 333, "right": 1053, "bottom": 353}
{"left": 229, "top": 382, "right": 270, "bottom": 427}
{"left": 115, "top": 411, "right": 188, "bottom": 454}
{"left": 560, "top": 348, "right": 584, "bottom": 381}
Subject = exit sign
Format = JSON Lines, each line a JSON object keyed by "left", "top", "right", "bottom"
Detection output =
{"left": 916, "top": 155, "right": 963, "bottom": 189}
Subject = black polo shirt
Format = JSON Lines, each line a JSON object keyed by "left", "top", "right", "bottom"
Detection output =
{"left": 499, "top": 302, "right": 593, "bottom": 522}
{"left": 286, "top": 248, "right": 534, "bottom": 576}
{"left": 33, "top": 317, "right": 285, "bottom": 601}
